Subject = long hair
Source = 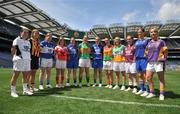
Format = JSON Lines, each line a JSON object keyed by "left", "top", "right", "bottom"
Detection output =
{"left": 31, "top": 29, "right": 39, "bottom": 38}
{"left": 57, "top": 36, "right": 65, "bottom": 46}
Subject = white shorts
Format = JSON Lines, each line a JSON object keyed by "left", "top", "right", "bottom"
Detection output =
{"left": 40, "top": 58, "right": 53, "bottom": 68}
{"left": 113, "top": 62, "right": 125, "bottom": 72}
{"left": 79, "top": 58, "right": 91, "bottom": 67}
{"left": 103, "top": 61, "right": 113, "bottom": 70}
{"left": 146, "top": 62, "right": 164, "bottom": 72}
{"left": 13, "top": 59, "right": 31, "bottom": 71}
{"left": 125, "top": 62, "right": 137, "bottom": 74}
{"left": 56, "top": 60, "right": 66, "bottom": 69}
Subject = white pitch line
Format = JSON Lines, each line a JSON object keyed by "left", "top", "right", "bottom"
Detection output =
{"left": 50, "top": 95, "right": 180, "bottom": 109}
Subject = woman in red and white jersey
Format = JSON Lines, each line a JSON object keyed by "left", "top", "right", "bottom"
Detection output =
{"left": 54, "top": 37, "right": 68, "bottom": 88}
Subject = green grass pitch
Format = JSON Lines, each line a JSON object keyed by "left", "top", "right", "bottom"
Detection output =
{"left": 0, "top": 68, "right": 180, "bottom": 114}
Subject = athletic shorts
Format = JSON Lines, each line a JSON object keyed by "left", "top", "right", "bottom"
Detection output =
{"left": 125, "top": 62, "right": 136, "bottom": 74}
{"left": 135, "top": 58, "right": 147, "bottom": 72}
{"left": 40, "top": 58, "right": 53, "bottom": 68}
{"left": 31, "top": 57, "right": 39, "bottom": 70}
{"left": 113, "top": 62, "right": 125, "bottom": 72}
{"left": 79, "top": 58, "right": 91, "bottom": 67}
{"left": 146, "top": 62, "right": 164, "bottom": 72}
{"left": 103, "top": 61, "right": 113, "bottom": 70}
{"left": 91, "top": 59, "right": 103, "bottom": 68}
{"left": 56, "top": 59, "right": 66, "bottom": 69}
{"left": 67, "top": 60, "right": 78, "bottom": 69}
{"left": 13, "top": 59, "right": 31, "bottom": 71}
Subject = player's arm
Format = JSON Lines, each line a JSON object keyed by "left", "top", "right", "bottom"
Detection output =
{"left": 11, "top": 38, "right": 18, "bottom": 55}
{"left": 90, "top": 45, "right": 93, "bottom": 60}
{"left": 11, "top": 46, "right": 17, "bottom": 55}
{"left": 77, "top": 45, "right": 81, "bottom": 59}
{"left": 101, "top": 46, "right": 104, "bottom": 59}
{"left": 144, "top": 46, "right": 148, "bottom": 57}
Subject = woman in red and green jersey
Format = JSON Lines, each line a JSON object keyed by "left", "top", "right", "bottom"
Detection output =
{"left": 103, "top": 37, "right": 113, "bottom": 89}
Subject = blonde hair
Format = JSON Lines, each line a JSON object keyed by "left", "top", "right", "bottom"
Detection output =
{"left": 31, "top": 29, "right": 39, "bottom": 38}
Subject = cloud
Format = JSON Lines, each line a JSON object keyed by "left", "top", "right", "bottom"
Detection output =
{"left": 157, "top": 2, "right": 180, "bottom": 19}
{"left": 122, "top": 11, "right": 138, "bottom": 22}
{"left": 146, "top": 0, "right": 180, "bottom": 20}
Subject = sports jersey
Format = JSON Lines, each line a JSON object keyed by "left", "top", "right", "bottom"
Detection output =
{"left": 112, "top": 44, "right": 125, "bottom": 62}
{"left": 12, "top": 36, "right": 31, "bottom": 61}
{"left": 40, "top": 40, "right": 54, "bottom": 59}
{"left": 125, "top": 44, "right": 135, "bottom": 62}
{"left": 91, "top": 43, "right": 103, "bottom": 60}
{"left": 29, "top": 38, "right": 40, "bottom": 58}
{"left": 103, "top": 45, "right": 113, "bottom": 61}
{"left": 67, "top": 44, "right": 78, "bottom": 61}
{"left": 54, "top": 46, "right": 67, "bottom": 60}
{"left": 146, "top": 39, "right": 167, "bottom": 62}
{"left": 135, "top": 38, "right": 150, "bottom": 59}
{"left": 78, "top": 42, "right": 90, "bottom": 59}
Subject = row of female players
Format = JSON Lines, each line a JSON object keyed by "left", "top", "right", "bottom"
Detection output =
{"left": 10, "top": 27, "right": 167, "bottom": 100}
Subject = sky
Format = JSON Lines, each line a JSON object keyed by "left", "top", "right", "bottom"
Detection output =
{"left": 28, "top": 0, "right": 180, "bottom": 31}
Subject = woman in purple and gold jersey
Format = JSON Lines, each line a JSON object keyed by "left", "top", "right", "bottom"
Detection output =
{"left": 145, "top": 28, "right": 168, "bottom": 100}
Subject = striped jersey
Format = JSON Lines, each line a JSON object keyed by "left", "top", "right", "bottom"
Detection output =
{"left": 29, "top": 38, "right": 40, "bottom": 58}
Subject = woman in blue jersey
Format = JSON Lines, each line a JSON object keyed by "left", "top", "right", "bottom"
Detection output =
{"left": 91, "top": 37, "right": 103, "bottom": 87}
{"left": 135, "top": 28, "right": 150, "bottom": 96}
{"left": 66, "top": 37, "right": 78, "bottom": 87}
{"left": 39, "top": 33, "right": 54, "bottom": 90}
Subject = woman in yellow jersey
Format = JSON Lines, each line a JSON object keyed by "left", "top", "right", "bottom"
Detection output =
{"left": 112, "top": 37, "right": 126, "bottom": 90}
{"left": 103, "top": 37, "right": 113, "bottom": 88}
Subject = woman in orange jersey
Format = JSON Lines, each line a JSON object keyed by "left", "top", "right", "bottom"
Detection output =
{"left": 54, "top": 37, "right": 68, "bottom": 88}
{"left": 103, "top": 37, "right": 113, "bottom": 88}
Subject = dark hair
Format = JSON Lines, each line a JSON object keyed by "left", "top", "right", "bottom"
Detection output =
{"left": 45, "top": 32, "right": 52, "bottom": 38}
{"left": 138, "top": 27, "right": 145, "bottom": 32}
{"left": 20, "top": 28, "right": 29, "bottom": 33}
{"left": 126, "top": 35, "right": 134, "bottom": 40}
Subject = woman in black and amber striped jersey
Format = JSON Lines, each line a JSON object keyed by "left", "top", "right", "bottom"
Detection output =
{"left": 28, "top": 29, "right": 40, "bottom": 92}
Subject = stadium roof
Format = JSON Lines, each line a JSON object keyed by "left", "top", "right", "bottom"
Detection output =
{"left": 0, "top": 0, "right": 180, "bottom": 40}
{"left": 0, "top": 0, "right": 68, "bottom": 37}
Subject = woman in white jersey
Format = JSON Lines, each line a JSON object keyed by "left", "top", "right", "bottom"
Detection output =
{"left": 10, "top": 28, "right": 33, "bottom": 97}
